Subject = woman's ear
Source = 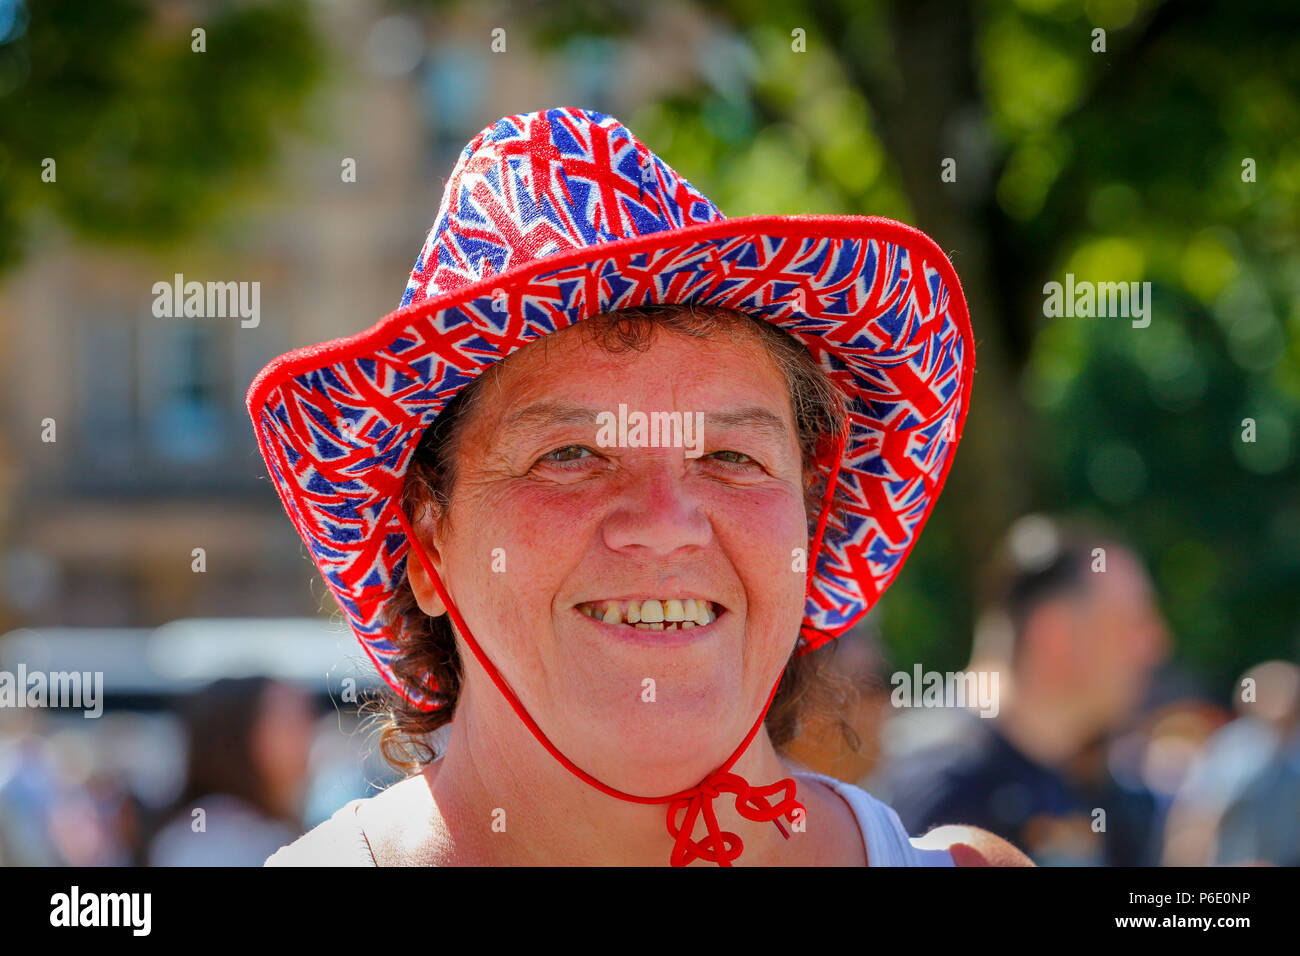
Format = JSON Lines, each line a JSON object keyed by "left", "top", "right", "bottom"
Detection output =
{"left": 404, "top": 514, "right": 449, "bottom": 618}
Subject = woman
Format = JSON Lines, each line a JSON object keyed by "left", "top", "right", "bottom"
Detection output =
{"left": 252, "top": 107, "right": 1030, "bottom": 866}
{"left": 149, "top": 677, "right": 315, "bottom": 866}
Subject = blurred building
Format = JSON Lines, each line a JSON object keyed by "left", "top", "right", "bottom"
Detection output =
{"left": 0, "top": 0, "right": 710, "bottom": 636}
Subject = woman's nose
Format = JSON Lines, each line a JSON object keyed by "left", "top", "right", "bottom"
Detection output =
{"left": 600, "top": 456, "right": 712, "bottom": 556}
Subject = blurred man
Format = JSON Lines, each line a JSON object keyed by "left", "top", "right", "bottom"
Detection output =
{"left": 877, "top": 515, "right": 1170, "bottom": 865}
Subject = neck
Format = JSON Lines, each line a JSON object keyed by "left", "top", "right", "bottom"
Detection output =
{"left": 424, "top": 680, "right": 804, "bottom": 866}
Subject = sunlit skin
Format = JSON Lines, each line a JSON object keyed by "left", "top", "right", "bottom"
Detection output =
{"left": 360, "top": 317, "right": 1031, "bottom": 866}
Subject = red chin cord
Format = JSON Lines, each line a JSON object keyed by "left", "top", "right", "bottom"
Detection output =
{"left": 390, "top": 428, "right": 847, "bottom": 867}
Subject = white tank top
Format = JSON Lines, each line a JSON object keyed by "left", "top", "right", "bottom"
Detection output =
{"left": 792, "top": 770, "right": 955, "bottom": 866}
{"left": 268, "top": 770, "right": 954, "bottom": 866}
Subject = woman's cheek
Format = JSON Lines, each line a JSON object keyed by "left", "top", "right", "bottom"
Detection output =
{"left": 452, "top": 484, "right": 593, "bottom": 630}
{"left": 711, "top": 486, "right": 809, "bottom": 665}
{"left": 712, "top": 484, "right": 808, "bottom": 572}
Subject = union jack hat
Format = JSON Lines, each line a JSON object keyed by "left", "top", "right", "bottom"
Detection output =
{"left": 246, "top": 106, "right": 974, "bottom": 712}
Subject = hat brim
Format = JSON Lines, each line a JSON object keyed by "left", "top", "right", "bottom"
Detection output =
{"left": 247, "top": 213, "right": 973, "bottom": 711}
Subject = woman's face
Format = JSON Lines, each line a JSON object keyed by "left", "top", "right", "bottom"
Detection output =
{"left": 415, "top": 320, "right": 810, "bottom": 793}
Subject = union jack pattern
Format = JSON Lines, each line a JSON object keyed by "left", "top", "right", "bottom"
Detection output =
{"left": 246, "top": 107, "right": 974, "bottom": 710}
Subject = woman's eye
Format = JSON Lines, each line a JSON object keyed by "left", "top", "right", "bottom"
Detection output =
{"left": 538, "top": 445, "right": 597, "bottom": 466}
{"left": 708, "top": 450, "right": 759, "bottom": 467}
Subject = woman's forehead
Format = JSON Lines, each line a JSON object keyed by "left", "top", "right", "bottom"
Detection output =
{"left": 477, "top": 321, "right": 795, "bottom": 425}
{"left": 490, "top": 399, "right": 794, "bottom": 446}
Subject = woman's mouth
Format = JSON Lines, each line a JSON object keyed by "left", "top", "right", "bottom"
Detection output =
{"left": 574, "top": 598, "right": 723, "bottom": 632}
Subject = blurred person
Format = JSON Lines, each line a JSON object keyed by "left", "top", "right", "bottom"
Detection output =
{"left": 1162, "top": 660, "right": 1298, "bottom": 864}
{"left": 781, "top": 621, "right": 894, "bottom": 785}
{"left": 0, "top": 728, "right": 68, "bottom": 865}
{"left": 877, "top": 515, "right": 1170, "bottom": 865}
{"left": 148, "top": 676, "right": 315, "bottom": 866}
{"left": 255, "top": 108, "right": 1030, "bottom": 866}
{"left": 0, "top": 708, "right": 135, "bottom": 866}
{"left": 1215, "top": 732, "right": 1300, "bottom": 866}
{"left": 1172, "top": 660, "right": 1300, "bottom": 866}
{"left": 1107, "top": 695, "right": 1229, "bottom": 868}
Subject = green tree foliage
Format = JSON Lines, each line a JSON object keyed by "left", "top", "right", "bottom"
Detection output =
{"left": 422, "top": 0, "right": 1300, "bottom": 687}
{"left": 0, "top": 0, "right": 324, "bottom": 270}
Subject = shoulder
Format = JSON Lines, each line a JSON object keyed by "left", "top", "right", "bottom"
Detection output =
{"left": 794, "top": 769, "right": 1032, "bottom": 866}
{"left": 911, "top": 825, "right": 1036, "bottom": 866}
{"left": 789, "top": 773, "right": 870, "bottom": 865}
{"left": 792, "top": 770, "right": 940, "bottom": 866}
{"left": 264, "top": 799, "right": 376, "bottom": 867}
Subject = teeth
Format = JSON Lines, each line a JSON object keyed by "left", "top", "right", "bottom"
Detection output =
{"left": 580, "top": 599, "right": 720, "bottom": 628}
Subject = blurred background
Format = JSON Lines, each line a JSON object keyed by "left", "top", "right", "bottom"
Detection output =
{"left": 0, "top": 0, "right": 1297, "bottom": 865}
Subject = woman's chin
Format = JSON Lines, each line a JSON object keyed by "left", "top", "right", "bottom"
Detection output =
{"left": 590, "top": 747, "right": 731, "bottom": 797}
{"left": 559, "top": 707, "right": 747, "bottom": 795}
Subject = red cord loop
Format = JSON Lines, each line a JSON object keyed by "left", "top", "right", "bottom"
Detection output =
{"left": 666, "top": 769, "right": 804, "bottom": 867}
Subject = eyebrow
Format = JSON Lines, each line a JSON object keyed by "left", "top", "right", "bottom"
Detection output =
{"left": 501, "top": 400, "right": 601, "bottom": 433}
{"left": 500, "top": 401, "right": 790, "bottom": 441}
{"left": 705, "top": 406, "right": 791, "bottom": 442}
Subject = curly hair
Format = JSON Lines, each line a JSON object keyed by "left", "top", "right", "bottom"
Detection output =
{"left": 368, "top": 303, "right": 860, "bottom": 771}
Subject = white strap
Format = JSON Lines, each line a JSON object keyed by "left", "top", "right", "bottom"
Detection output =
{"left": 792, "top": 769, "right": 954, "bottom": 866}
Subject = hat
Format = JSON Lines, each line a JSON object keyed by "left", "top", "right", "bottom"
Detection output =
{"left": 246, "top": 106, "right": 973, "bottom": 864}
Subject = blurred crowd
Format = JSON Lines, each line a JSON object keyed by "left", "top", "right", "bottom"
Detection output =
{"left": 0, "top": 676, "right": 396, "bottom": 866}
{"left": 0, "top": 513, "right": 1296, "bottom": 866}
{"left": 791, "top": 514, "right": 1300, "bottom": 867}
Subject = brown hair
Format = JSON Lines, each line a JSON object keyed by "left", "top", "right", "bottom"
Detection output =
{"left": 369, "top": 303, "right": 857, "bottom": 770}
{"left": 172, "top": 676, "right": 293, "bottom": 821}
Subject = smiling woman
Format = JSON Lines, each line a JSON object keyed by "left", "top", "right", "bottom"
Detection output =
{"left": 249, "top": 106, "right": 1028, "bottom": 866}
{"left": 379, "top": 304, "right": 849, "bottom": 770}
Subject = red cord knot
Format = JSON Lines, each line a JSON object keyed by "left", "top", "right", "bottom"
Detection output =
{"left": 665, "top": 769, "right": 805, "bottom": 866}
